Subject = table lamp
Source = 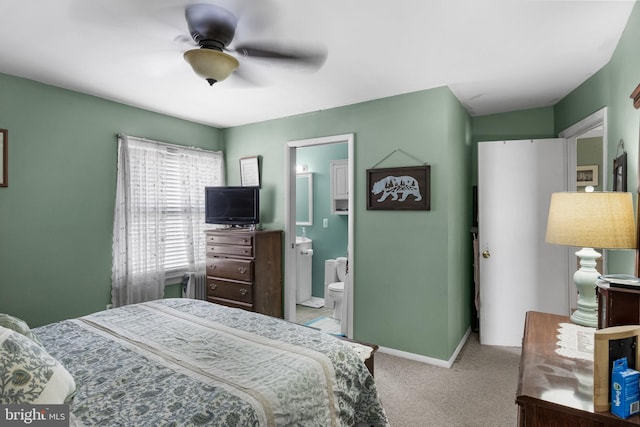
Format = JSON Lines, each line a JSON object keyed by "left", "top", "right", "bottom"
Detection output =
{"left": 545, "top": 191, "right": 636, "bottom": 327}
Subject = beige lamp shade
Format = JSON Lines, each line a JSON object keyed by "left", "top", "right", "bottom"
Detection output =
{"left": 184, "top": 49, "right": 239, "bottom": 85}
{"left": 545, "top": 192, "right": 636, "bottom": 249}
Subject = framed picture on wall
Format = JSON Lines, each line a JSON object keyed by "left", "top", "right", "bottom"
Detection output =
{"left": 613, "top": 152, "right": 627, "bottom": 191}
{"left": 239, "top": 156, "right": 260, "bottom": 187}
{"left": 577, "top": 165, "right": 598, "bottom": 187}
{"left": 0, "top": 129, "right": 7, "bottom": 187}
{"left": 366, "top": 165, "right": 430, "bottom": 210}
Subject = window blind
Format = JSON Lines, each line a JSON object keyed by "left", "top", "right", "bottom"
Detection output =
{"left": 118, "top": 136, "right": 223, "bottom": 282}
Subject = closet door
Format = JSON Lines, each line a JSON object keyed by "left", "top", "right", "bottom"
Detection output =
{"left": 478, "top": 139, "right": 571, "bottom": 346}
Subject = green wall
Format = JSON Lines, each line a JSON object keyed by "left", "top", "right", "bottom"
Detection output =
{"left": 0, "top": 73, "right": 222, "bottom": 327}
{"left": 223, "top": 87, "right": 472, "bottom": 360}
{"left": 441, "top": 90, "right": 473, "bottom": 352}
{"left": 554, "top": 1, "right": 640, "bottom": 274}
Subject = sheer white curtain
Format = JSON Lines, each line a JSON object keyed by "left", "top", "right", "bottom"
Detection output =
{"left": 111, "top": 135, "right": 224, "bottom": 307}
{"left": 176, "top": 146, "right": 225, "bottom": 277}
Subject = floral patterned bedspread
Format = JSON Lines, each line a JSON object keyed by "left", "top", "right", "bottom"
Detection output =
{"left": 34, "top": 299, "right": 388, "bottom": 426}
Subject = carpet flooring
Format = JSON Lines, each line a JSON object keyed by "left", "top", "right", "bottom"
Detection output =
{"left": 373, "top": 332, "right": 521, "bottom": 426}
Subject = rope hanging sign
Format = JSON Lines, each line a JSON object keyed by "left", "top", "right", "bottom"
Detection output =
{"left": 370, "top": 147, "right": 428, "bottom": 169}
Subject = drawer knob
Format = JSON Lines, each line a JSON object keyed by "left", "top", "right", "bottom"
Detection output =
{"left": 239, "top": 267, "right": 247, "bottom": 274}
{"left": 239, "top": 288, "right": 248, "bottom": 295}
{"left": 210, "top": 284, "right": 217, "bottom": 290}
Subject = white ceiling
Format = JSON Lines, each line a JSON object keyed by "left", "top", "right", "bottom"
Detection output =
{"left": 0, "top": 0, "right": 635, "bottom": 128}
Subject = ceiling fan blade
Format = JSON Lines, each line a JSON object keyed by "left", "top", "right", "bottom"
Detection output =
{"left": 232, "top": 43, "right": 327, "bottom": 70}
{"left": 229, "top": 65, "right": 265, "bottom": 87}
{"left": 185, "top": 3, "right": 237, "bottom": 50}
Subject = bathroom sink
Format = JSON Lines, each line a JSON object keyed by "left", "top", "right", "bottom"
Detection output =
{"left": 296, "top": 236, "right": 312, "bottom": 244}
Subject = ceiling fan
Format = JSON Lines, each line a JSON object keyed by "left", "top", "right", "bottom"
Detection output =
{"left": 183, "top": 3, "right": 327, "bottom": 86}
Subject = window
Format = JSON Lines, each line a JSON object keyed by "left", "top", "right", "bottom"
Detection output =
{"left": 161, "top": 145, "right": 224, "bottom": 278}
{"left": 112, "top": 135, "right": 224, "bottom": 306}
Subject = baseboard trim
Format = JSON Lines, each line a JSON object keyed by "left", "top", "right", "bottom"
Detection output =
{"left": 377, "top": 327, "right": 471, "bottom": 369}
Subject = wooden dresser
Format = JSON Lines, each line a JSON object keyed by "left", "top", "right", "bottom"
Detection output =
{"left": 517, "top": 311, "right": 640, "bottom": 426}
{"left": 205, "top": 229, "right": 282, "bottom": 318}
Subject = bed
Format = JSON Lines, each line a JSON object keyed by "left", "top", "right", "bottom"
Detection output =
{"left": 2, "top": 298, "right": 388, "bottom": 426}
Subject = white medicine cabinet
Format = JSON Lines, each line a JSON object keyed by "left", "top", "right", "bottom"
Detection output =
{"left": 331, "top": 159, "right": 348, "bottom": 215}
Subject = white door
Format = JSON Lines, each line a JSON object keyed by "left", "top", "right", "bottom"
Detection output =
{"left": 478, "top": 139, "right": 572, "bottom": 347}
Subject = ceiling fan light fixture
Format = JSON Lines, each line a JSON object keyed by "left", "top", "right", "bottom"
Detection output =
{"left": 184, "top": 49, "right": 239, "bottom": 85}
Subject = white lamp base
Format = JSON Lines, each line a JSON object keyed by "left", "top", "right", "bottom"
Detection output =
{"left": 571, "top": 247, "right": 601, "bottom": 328}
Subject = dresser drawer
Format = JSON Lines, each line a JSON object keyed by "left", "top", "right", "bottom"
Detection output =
{"left": 207, "top": 258, "right": 253, "bottom": 282}
{"left": 207, "top": 297, "right": 253, "bottom": 312}
{"left": 206, "top": 234, "right": 253, "bottom": 246}
{"left": 207, "top": 279, "right": 253, "bottom": 304}
{"left": 207, "top": 244, "right": 253, "bottom": 258}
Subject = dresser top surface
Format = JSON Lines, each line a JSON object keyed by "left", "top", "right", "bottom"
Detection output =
{"left": 517, "top": 311, "right": 640, "bottom": 423}
{"left": 206, "top": 228, "right": 281, "bottom": 235}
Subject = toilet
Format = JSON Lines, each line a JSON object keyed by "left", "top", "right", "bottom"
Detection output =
{"left": 324, "top": 257, "right": 347, "bottom": 320}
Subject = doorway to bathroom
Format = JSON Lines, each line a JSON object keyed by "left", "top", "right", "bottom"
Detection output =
{"left": 284, "top": 134, "right": 354, "bottom": 338}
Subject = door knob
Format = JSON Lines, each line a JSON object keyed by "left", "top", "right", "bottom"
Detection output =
{"left": 482, "top": 250, "right": 491, "bottom": 259}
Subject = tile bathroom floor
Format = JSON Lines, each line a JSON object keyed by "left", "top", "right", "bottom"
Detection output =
{"left": 296, "top": 304, "right": 334, "bottom": 324}
{"left": 296, "top": 303, "right": 344, "bottom": 335}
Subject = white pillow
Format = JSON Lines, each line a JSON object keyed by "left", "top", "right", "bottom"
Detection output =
{"left": 0, "top": 313, "right": 42, "bottom": 345}
{"left": 0, "top": 326, "right": 76, "bottom": 404}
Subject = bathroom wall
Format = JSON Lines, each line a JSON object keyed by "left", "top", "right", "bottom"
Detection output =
{"left": 296, "top": 143, "right": 349, "bottom": 298}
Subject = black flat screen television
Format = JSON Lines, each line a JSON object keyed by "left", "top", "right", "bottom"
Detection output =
{"left": 205, "top": 186, "right": 260, "bottom": 226}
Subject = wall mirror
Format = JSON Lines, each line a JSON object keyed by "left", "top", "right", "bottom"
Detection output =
{"left": 296, "top": 172, "right": 313, "bottom": 226}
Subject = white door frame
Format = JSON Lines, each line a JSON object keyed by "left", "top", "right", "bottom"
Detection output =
{"left": 559, "top": 106, "right": 608, "bottom": 313}
{"left": 558, "top": 107, "right": 608, "bottom": 187}
{"left": 284, "top": 133, "right": 355, "bottom": 337}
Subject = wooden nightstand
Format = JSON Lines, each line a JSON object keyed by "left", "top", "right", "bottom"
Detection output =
{"left": 597, "top": 281, "right": 640, "bottom": 329}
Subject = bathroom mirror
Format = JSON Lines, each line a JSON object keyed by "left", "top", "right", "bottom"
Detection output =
{"left": 296, "top": 172, "right": 313, "bottom": 226}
